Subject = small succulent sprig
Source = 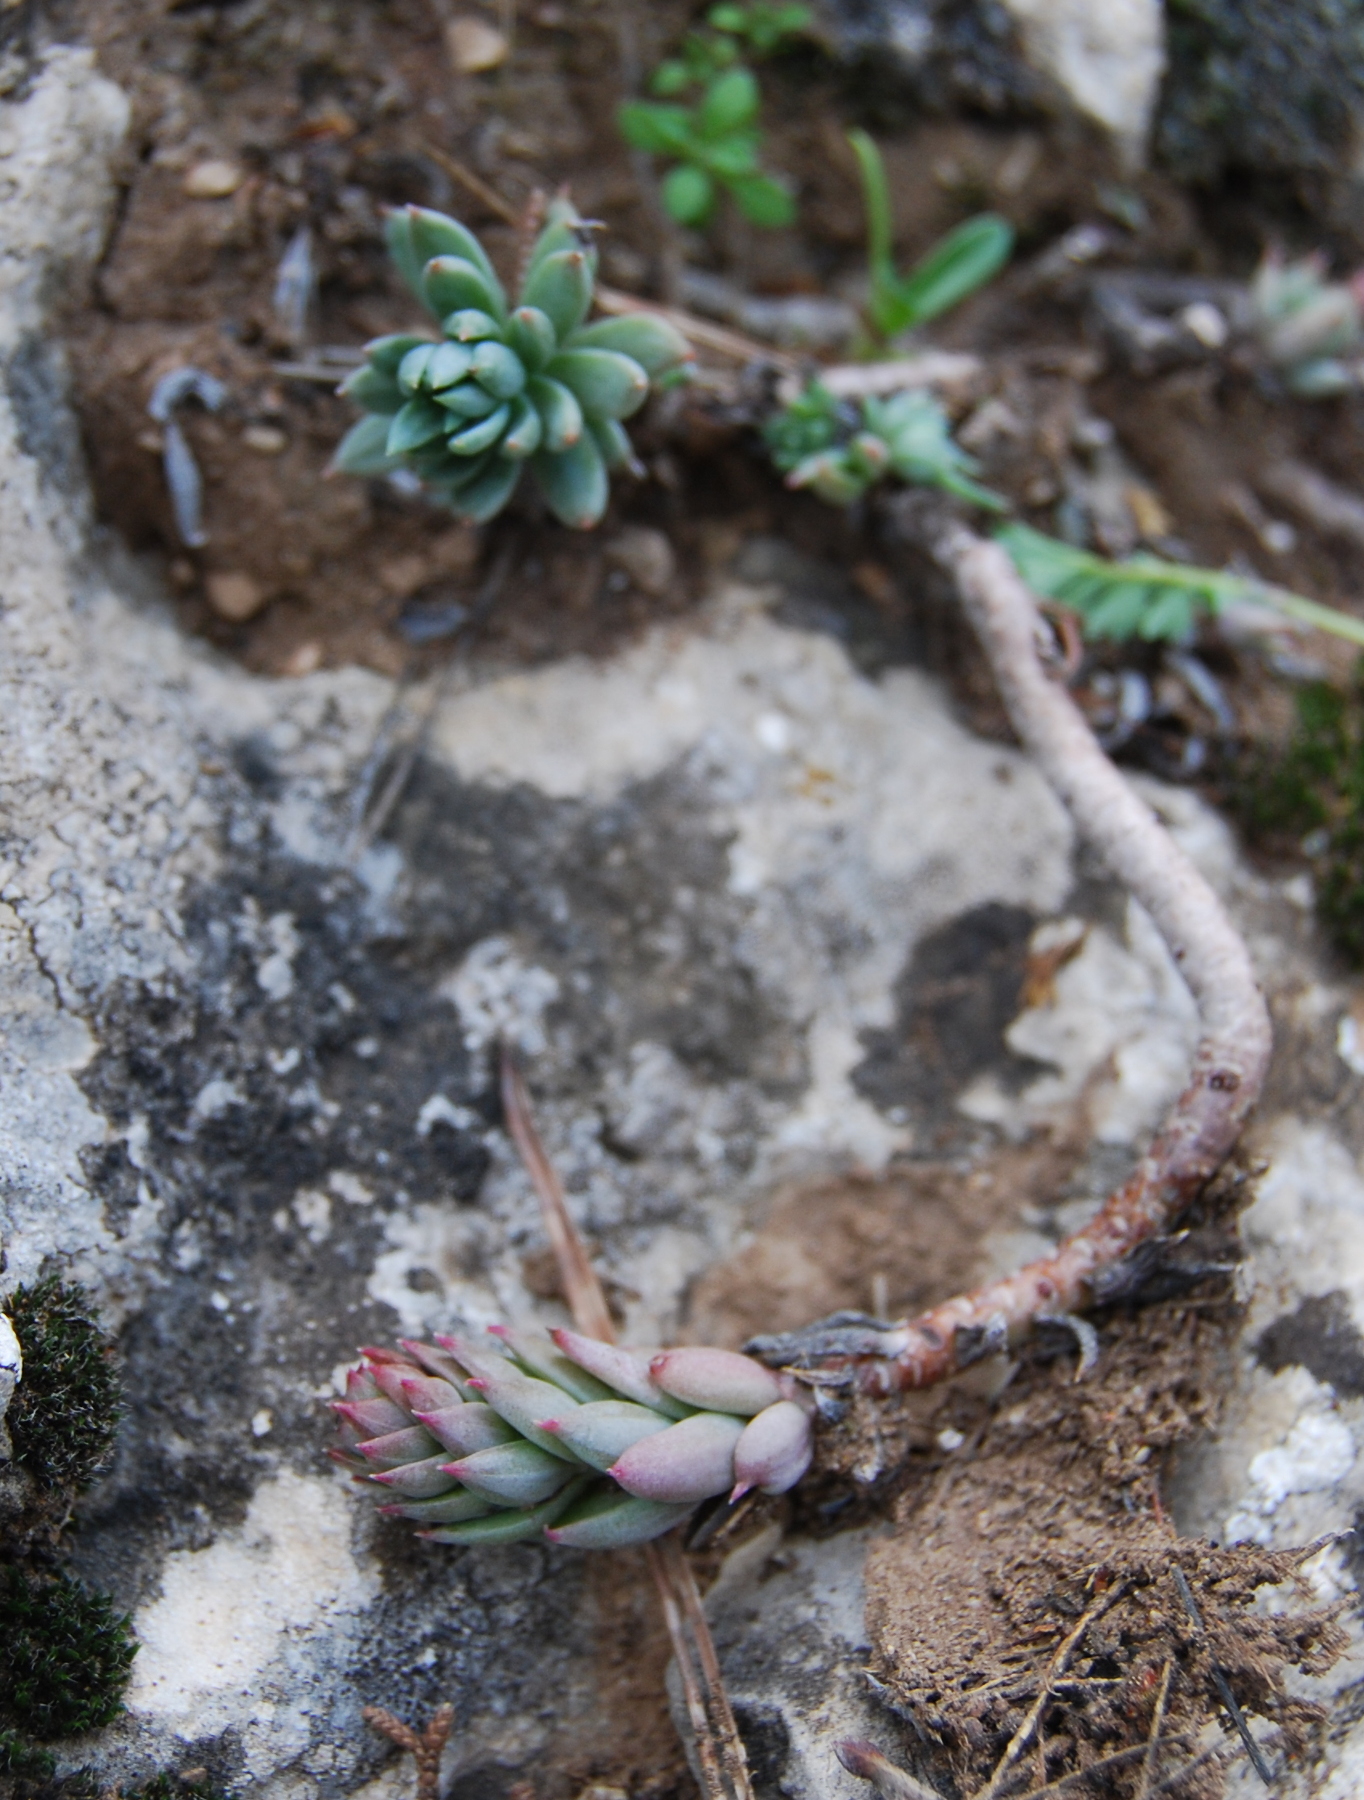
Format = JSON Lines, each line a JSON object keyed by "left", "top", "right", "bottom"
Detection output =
{"left": 765, "top": 381, "right": 1005, "bottom": 510}
{"left": 997, "top": 521, "right": 1364, "bottom": 648}
{"left": 847, "top": 130, "right": 1013, "bottom": 342}
{"left": 332, "top": 200, "right": 690, "bottom": 528}
{"left": 617, "top": 2, "right": 808, "bottom": 228}
{"left": 331, "top": 1327, "right": 813, "bottom": 1550}
{"left": 1251, "top": 248, "right": 1364, "bottom": 398}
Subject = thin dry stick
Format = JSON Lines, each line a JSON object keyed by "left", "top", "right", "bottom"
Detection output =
{"left": 1169, "top": 1567, "right": 1271, "bottom": 1787}
{"left": 799, "top": 525, "right": 1272, "bottom": 1394}
{"left": 363, "top": 1703, "right": 455, "bottom": 1800}
{"left": 499, "top": 1048, "right": 755, "bottom": 1800}
{"left": 999, "top": 1733, "right": 1203, "bottom": 1800}
{"left": 972, "top": 1581, "right": 1128, "bottom": 1800}
{"left": 1135, "top": 1659, "right": 1174, "bottom": 1800}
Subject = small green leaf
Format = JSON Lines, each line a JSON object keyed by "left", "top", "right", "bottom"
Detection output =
{"left": 651, "top": 59, "right": 692, "bottom": 96}
{"left": 338, "top": 364, "right": 403, "bottom": 414}
{"left": 423, "top": 256, "right": 506, "bottom": 324}
{"left": 726, "top": 171, "right": 795, "bottom": 227}
{"left": 428, "top": 341, "right": 475, "bottom": 390}
{"left": 444, "top": 308, "right": 504, "bottom": 343}
{"left": 547, "top": 347, "right": 650, "bottom": 420}
{"left": 386, "top": 397, "right": 451, "bottom": 455}
{"left": 405, "top": 205, "right": 502, "bottom": 296}
{"left": 446, "top": 454, "right": 522, "bottom": 524}
{"left": 568, "top": 313, "right": 690, "bottom": 375}
{"left": 588, "top": 416, "right": 643, "bottom": 474}
{"left": 521, "top": 249, "right": 594, "bottom": 340}
{"left": 528, "top": 374, "right": 584, "bottom": 451}
{"left": 471, "top": 340, "right": 527, "bottom": 400}
{"left": 662, "top": 163, "right": 715, "bottom": 225}
{"left": 698, "top": 131, "right": 760, "bottom": 178}
{"left": 330, "top": 414, "right": 400, "bottom": 476}
{"left": 501, "top": 394, "right": 544, "bottom": 459}
{"left": 697, "top": 66, "right": 759, "bottom": 138}
{"left": 446, "top": 402, "right": 511, "bottom": 456}
{"left": 435, "top": 381, "right": 501, "bottom": 420}
{"left": 397, "top": 344, "right": 437, "bottom": 393}
{"left": 617, "top": 100, "right": 696, "bottom": 157}
{"left": 533, "top": 433, "right": 609, "bottom": 529}
{"left": 364, "top": 333, "right": 434, "bottom": 378}
{"left": 508, "top": 306, "right": 558, "bottom": 370}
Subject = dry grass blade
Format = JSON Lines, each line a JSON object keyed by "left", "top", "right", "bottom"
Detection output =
{"left": 971, "top": 1581, "right": 1128, "bottom": 1800}
{"left": 499, "top": 1047, "right": 755, "bottom": 1800}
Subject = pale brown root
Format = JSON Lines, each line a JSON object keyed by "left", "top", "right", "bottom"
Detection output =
{"left": 500, "top": 1048, "right": 755, "bottom": 1800}
{"left": 836, "top": 525, "right": 1272, "bottom": 1397}
{"left": 363, "top": 1703, "right": 455, "bottom": 1800}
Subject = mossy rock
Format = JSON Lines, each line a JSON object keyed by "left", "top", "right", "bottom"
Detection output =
{"left": 4, "top": 1277, "right": 121, "bottom": 1498}
{"left": 0, "top": 1566, "right": 136, "bottom": 1741}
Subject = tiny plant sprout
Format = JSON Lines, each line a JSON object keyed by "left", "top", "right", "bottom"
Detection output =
{"left": 331, "top": 199, "right": 691, "bottom": 528}
{"left": 332, "top": 1326, "right": 812, "bottom": 1549}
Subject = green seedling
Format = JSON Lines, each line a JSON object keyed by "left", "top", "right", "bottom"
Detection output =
{"left": 847, "top": 129, "right": 1013, "bottom": 340}
{"left": 1251, "top": 248, "right": 1364, "bottom": 397}
{"left": 766, "top": 380, "right": 1005, "bottom": 510}
{"left": 333, "top": 198, "right": 690, "bottom": 528}
{"left": 618, "top": 2, "right": 808, "bottom": 227}
{"left": 997, "top": 521, "right": 1364, "bottom": 649}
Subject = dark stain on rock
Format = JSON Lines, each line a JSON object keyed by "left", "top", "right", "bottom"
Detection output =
{"left": 852, "top": 903, "right": 1054, "bottom": 1136}
{"left": 1257, "top": 1290, "right": 1364, "bottom": 1398}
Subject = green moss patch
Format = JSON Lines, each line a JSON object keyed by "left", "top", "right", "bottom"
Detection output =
{"left": 6, "top": 1278, "right": 121, "bottom": 1496}
{"left": 0, "top": 1567, "right": 136, "bottom": 1741}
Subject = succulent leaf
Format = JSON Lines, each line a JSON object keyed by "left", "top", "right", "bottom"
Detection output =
{"left": 421, "top": 1480, "right": 588, "bottom": 1545}
{"left": 380, "top": 1487, "right": 495, "bottom": 1524}
{"left": 508, "top": 306, "right": 559, "bottom": 371}
{"left": 447, "top": 403, "right": 512, "bottom": 456}
{"left": 338, "top": 364, "right": 404, "bottom": 414}
{"left": 547, "top": 348, "right": 650, "bottom": 421}
{"left": 436, "top": 381, "right": 502, "bottom": 420}
{"left": 471, "top": 340, "right": 528, "bottom": 399}
{"left": 330, "top": 413, "right": 401, "bottom": 476}
{"left": 441, "top": 1334, "right": 587, "bottom": 1460}
{"left": 444, "top": 1440, "right": 578, "bottom": 1506}
{"left": 387, "top": 397, "right": 452, "bottom": 455}
{"left": 550, "top": 1328, "right": 692, "bottom": 1418}
{"left": 398, "top": 344, "right": 438, "bottom": 393}
{"left": 731, "top": 1399, "right": 812, "bottom": 1497}
{"left": 439, "top": 456, "right": 521, "bottom": 526}
{"left": 546, "top": 1487, "right": 694, "bottom": 1549}
{"left": 413, "top": 1401, "right": 518, "bottom": 1456}
{"left": 648, "top": 1346, "right": 784, "bottom": 1415}
{"left": 489, "top": 1325, "right": 615, "bottom": 1401}
{"left": 532, "top": 435, "right": 609, "bottom": 529}
{"left": 588, "top": 416, "right": 643, "bottom": 474}
{"left": 567, "top": 314, "right": 690, "bottom": 376}
{"left": 538, "top": 1399, "right": 672, "bottom": 1471}
{"left": 526, "top": 374, "right": 583, "bottom": 452}
{"left": 608, "top": 1411, "right": 747, "bottom": 1504}
{"left": 405, "top": 205, "right": 503, "bottom": 297}
{"left": 359, "top": 1424, "right": 441, "bottom": 1469}
{"left": 428, "top": 342, "right": 475, "bottom": 390}
{"left": 500, "top": 395, "right": 545, "bottom": 460}
{"left": 444, "top": 308, "right": 505, "bottom": 343}
{"left": 423, "top": 256, "right": 506, "bottom": 323}
{"left": 370, "top": 1452, "right": 463, "bottom": 1498}
{"left": 522, "top": 249, "right": 594, "bottom": 340}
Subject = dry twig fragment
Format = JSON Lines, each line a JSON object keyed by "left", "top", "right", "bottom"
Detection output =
{"left": 363, "top": 1702, "right": 455, "bottom": 1800}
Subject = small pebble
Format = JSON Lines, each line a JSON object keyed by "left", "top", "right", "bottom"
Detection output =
{"left": 183, "top": 158, "right": 244, "bottom": 199}
{"left": 251, "top": 1409, "right": 274, "bottom": 1438}
{"left": 206, "top": 571, "right": 268, "bottom": 623}
{"left": 605, "top": 525, "right": 675, "bottom": 596}
{"left": 243, "top": 423, "right": 288, "bottom": 455}
{"left": 282, "top": 639, "right": 323, "bottom": 677}
{"left": 447, "top": 16, "right": 509, "bottom": 71}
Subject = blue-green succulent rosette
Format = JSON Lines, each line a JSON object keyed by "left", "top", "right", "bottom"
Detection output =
{"left": 331, "top": 199, "right": 691, "bottom": 528}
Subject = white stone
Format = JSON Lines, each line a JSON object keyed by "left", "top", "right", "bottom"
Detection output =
{"left": 1001, "top": 0, "right": 1165, "bottom": 167}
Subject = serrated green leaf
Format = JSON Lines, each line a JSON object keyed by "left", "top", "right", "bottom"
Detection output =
{"left": 567, "top": 313, "right": 690, "bottom": 375}
{"left": 521, "top": 249, "right": 594, "bottom": 340}
{"left": 528, "top": 373, "right": 584, "bottom": 451}
{"left": 663, "top": 162, "right": 716, "bottom": 225}
{"left": 387, "top": 397, "right": 452, "bottom": 455}
{"left": 339, "top": 364, "right": 404, "bottom": 414}
{"left": 533, "top": 434, "right": 609, "bottom": 529}
{"left": 329, "top": 413, "right": 400, "bottom": 476}
{"left": 423, "top": 256, "right": 506, "bottom": 324}
{"left": 508, "top": 306, "right": 558, "bottom": 370}
{"left": 547, "top": 347, "right": 650, "bottom": 421}
{"left": 698, "top": 66, "right": 759, "bottom": 137}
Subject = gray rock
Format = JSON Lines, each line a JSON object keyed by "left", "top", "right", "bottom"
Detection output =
{"left": 6, "top": 38, "right": 1364, "bottom": 1800}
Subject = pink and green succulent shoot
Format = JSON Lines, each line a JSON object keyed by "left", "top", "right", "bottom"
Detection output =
{"left": 330, "top": 1327, "right": 814, "bottom": 1550}
{"left": 330, "top": 199, "right": 691, "bottom": 529}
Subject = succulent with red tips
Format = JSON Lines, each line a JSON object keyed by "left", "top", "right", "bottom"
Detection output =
{"left": 330, "top": 1325, "right": 814, "bottom": 1549}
